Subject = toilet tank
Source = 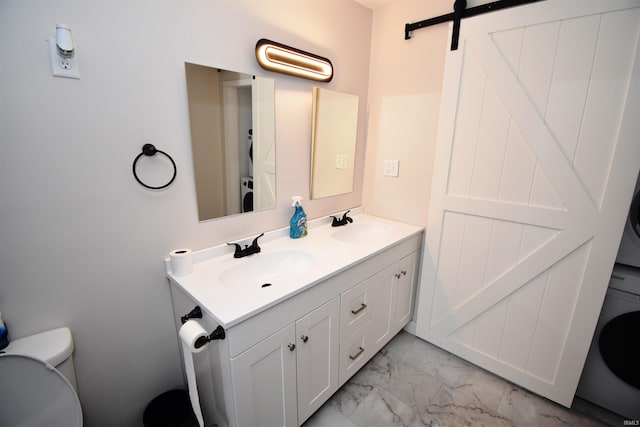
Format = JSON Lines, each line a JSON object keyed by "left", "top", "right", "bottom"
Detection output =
{"left": 4, "top": 327, "right": 78, "bottom": 392}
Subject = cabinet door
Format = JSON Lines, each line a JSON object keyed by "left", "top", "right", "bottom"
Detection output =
{"left": 230, "top": 323, "right": 297, "bottom": 427}
{"left": 369, "top": 264, "right": 397, "bottom": 355}
{"left": 296, "top": 297, "right": 340, "bottom": 424}
{"left": 393, "top": 252, "right": 418, "bottom": 333}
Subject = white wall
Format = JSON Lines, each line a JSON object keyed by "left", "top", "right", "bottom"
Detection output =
{"left": 361, "top": 0, "right": 500, "bottom": 226}
{"left": 362, "top": 0, "right": 452, "bottom": 225}
{"left": 0, "top": 1, "right": 371, "bottom": 425}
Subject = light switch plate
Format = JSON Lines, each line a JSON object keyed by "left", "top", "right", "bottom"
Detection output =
{"left": 384, "top": 159, "right": 399, "bottom": 177}
{"left": 336, "top": 154, "right": 348, "bottom": 170}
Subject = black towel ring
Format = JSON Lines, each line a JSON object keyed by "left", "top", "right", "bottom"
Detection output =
{"left": 132, "top": 143, "right": 177, "bottom": 190}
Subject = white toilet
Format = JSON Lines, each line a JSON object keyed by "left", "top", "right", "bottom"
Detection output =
{"left": 0, "top": 327, "right": 83, "bottom": 426}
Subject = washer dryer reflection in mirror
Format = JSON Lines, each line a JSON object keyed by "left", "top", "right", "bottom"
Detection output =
{"left": 240, "top": 176, "right": 253, "bottom": 213}
{"left": 241, "top": 128, "right": 254, "bottom": 213}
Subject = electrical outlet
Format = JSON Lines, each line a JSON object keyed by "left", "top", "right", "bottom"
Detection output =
{"left": 49, "top": 37, "right": 80, "bottom": 79}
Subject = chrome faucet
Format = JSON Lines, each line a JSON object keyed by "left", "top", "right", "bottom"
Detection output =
{"left": 330, "top": 210, "right": 353, "bottom": 227}
{"left": 227, "top": 233, "right": 264, "bottom": 258}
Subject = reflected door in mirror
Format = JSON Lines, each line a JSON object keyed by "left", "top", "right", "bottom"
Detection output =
{"left": 185, "top": 63, "right": 276, "bottom": 221}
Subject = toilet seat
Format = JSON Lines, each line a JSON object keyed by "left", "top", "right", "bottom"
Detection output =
{"left": 0, "top": 354, "right": 82, "bottom": 427}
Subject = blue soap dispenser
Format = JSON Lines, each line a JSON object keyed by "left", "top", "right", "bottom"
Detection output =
{"left": 0, "top": 310, "right": 9, "bottom": 350}
{"left": 290, "top": 196, "right": 308, "bottom": 239}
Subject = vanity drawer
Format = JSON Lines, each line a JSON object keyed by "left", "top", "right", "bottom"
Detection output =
{"left": 340, "top": 278, "right": 373, "bottom": 340}
{"left": 339, "top": 322, "right": 371, "bottom": 386}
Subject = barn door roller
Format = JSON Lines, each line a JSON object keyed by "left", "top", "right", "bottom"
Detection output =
{"left": 405, "top": 0, "right": 545, "bottom": 50}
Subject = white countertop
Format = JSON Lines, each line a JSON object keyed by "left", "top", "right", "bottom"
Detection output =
{"left": 165, "top": 209, "right": 424, "bottom": 328}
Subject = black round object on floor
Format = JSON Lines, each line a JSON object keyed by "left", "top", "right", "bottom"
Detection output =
{"left": 143, "top": 389, "right": 198, "bottom": 427}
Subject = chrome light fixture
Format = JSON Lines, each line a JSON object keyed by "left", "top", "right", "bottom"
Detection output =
{"left": 255, "top": 39, "right": 333, "bottom": 82}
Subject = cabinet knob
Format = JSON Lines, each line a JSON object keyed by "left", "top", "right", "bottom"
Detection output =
{"left": 301, "top": 335, "right": 309, "bottom": 343}
{"left": 395, "top": 273, "right": 401, "bottom": 279}
{"left": 288, "top": 343, "right": 296, "bottom": 351}
{"left": 401, "top": 270, "right": 407, "bottom": 276}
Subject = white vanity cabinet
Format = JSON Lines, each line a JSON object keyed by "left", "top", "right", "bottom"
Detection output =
{"left": 230, "top": 323, "right": 297, "bottom": 427}
{"left": 394, "top": 253, "right": 418, "bottom": 328}
{"left": 295, "top": 297, "right": 340, "bottom": 423}
{"left": 168, "top": 224, "right": 423, "bottom": 427}
{"left": 230, "top": 297, "right": 341, "bottom": 427}
{"left": 368, "top": 251, "right": 419, "bottom": 357}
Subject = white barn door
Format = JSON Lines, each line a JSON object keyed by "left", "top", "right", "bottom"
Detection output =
{"left": 415, "top": 0, "right": 640, "bottom": 406}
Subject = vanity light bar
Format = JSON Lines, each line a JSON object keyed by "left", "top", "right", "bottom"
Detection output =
{"left": 255, "top": 38, "right": 333, "bottom": 82}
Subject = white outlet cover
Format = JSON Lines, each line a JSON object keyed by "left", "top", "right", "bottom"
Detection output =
{"left": 49, "top": 37, "right": 80, "bottom": 79}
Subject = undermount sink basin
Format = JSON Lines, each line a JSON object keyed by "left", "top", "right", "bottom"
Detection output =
{"left": 331, "top": 221, "right": 389, "bottom": 243}
{"left": 218, "top": 250, "right": 317, "bottom": 289}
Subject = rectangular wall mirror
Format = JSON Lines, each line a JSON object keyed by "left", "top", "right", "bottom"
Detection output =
{"left": 185, "top": 63, "right": 276, "bottom": 221}
{"left": 310, "top": 87, "right": 359, "bottom": 199}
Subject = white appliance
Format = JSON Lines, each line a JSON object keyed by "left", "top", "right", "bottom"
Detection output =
{"left": 240, "top": 176, "right": 253, "bottom": 213}
{"left": 616, "top": 173, "right": 640, "bottom": 268}
{"left": 0, "top": 327, "right": 82, "bottom": 426}
{"left": 576, "top": 264, "right": 640, "bottom": 419}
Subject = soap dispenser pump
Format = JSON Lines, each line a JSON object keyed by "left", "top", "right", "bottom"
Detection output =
{"left": 290, "top": 196, "right": 308, "bottom": 239}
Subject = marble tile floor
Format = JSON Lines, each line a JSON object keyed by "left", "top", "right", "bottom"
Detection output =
{"left": 303, "top": 331, "right": 627, "bottom": 427}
